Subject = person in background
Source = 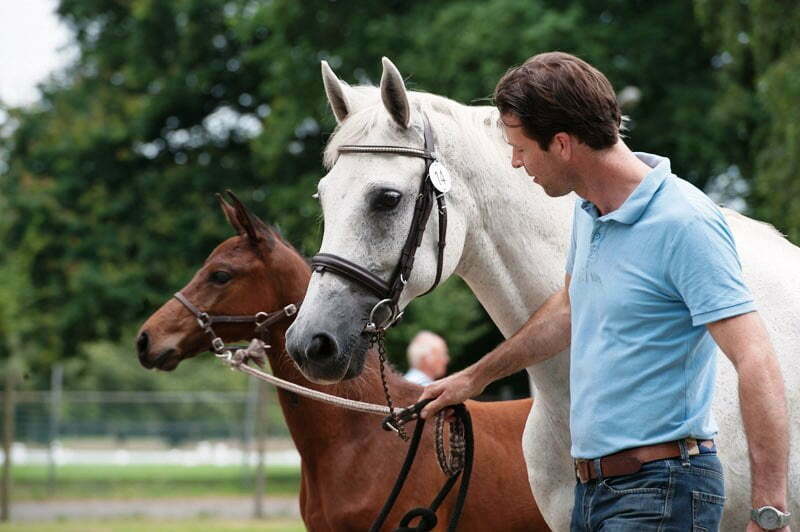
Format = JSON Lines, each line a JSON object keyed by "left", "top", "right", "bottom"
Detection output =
{"left": 404, "top": 330, "right": 450, "bottom": 386}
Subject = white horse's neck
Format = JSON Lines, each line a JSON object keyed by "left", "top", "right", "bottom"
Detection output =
{"left": 442, "top": 106, "right": 574, "bottom": 407}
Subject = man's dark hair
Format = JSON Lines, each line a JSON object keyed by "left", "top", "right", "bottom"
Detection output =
{"left": 494, "top": 52, "right": 621, "bottom": 151}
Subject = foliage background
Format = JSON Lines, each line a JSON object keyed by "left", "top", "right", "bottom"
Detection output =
{"left": 1, "top": 0, "right": 797, "bottom": 397}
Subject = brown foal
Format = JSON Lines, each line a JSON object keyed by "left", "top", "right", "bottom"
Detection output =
{"left": 136, "top": 194, "right": 548, "bottom": 531}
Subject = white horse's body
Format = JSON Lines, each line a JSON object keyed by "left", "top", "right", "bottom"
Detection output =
{"left": 287, "top": 59, "right": 800, "bottom": 530}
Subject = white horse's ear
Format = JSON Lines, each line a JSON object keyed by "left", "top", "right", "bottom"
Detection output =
{"left": 380, "top": 57, "right": 411, "bottom": 129}
{"left": 321, "top": 60, "right": 351, "bottom": 124}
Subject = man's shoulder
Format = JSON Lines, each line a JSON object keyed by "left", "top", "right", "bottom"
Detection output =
{"left": 404, "top": 368, "right": 432, "bottom": 386}
{"left": 649, "top": 175, "right": 726, "bottom": 230}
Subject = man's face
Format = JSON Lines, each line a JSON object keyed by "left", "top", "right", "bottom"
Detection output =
{"left": 501, "top": 114, "right": 574, "bottom": 197}
{"left": 420, "top": 350, "right": 449, "bottom": 379}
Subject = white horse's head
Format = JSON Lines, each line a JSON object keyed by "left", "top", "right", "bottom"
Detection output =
{"left": 285, "top": 58, "right": 473, "bottom": 383}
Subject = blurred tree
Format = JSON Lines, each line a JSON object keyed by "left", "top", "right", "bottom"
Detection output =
{"left": 384, "top": 0, "right": 721, "bottom": 186}
{"left": 1, "top": 0, "right": 731, "bottom": 398}
{"left": 695, "top": 0, "right": 800, "bottom": 242}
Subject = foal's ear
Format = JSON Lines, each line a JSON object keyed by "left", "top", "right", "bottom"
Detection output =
{"left": 322, "top": 60, "right": 351, "bottom": 124}
{"left": 217, "top": 193, "right": 242, "bottom": 234}
{"left": 380, "top": 57, "right": 411, "bottom": 129}
{"left": 219, "top": 190, "right": 276, "bottom": 250}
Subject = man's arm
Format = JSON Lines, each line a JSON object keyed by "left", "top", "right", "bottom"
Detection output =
{"left": 706, "top": 312, "right": 789, "bottom": 527}
{"left": 419, "top": 274, "right": 572, "bottom": 419}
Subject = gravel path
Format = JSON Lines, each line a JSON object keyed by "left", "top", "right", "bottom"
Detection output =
{"left": 10, "top": 495, "right": 300, "bottom": 522}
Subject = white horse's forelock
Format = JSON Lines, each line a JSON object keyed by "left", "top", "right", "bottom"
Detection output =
{"left": 323, "top": 86, "right": 505, "bottom": 172}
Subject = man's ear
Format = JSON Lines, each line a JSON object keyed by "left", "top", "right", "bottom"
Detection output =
{"left": 552, "top": 132, "right": 573, "bottom": 161}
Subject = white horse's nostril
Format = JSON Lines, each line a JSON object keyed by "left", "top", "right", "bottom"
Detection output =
{"left": 306, "top": 333, "right": 337, "bottom": 361}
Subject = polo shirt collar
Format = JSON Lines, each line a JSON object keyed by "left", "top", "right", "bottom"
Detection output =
{"left": 580, "top": 152, "right": 671, "bottom": 225}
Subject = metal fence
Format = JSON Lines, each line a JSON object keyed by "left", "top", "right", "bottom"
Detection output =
{"left": 5, "top": 374, "right": 292, "bottom": 466}
{"left": 1, "top": 367, "right": 296, "bottom": 520}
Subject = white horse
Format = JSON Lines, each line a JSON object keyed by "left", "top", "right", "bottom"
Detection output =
{"left": 285, "top": 57, "right": 800, "bottom": 530}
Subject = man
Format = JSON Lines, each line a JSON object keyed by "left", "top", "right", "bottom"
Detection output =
{"left": 404, "top": 330, "right": 449, "bottom": 386}
{"left": 419, "top": 52, "right": 790, "bottom": 531}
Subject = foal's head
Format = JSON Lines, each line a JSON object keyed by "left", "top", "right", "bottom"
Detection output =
{"left": 136, "top": 192, "right": 308, "bottom": 371}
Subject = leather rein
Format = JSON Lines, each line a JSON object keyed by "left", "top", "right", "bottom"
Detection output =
{"left": 310, "top": 113, "right": 448, "bottom": 333}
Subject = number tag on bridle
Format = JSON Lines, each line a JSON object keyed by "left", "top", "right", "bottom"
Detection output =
{"left": 428, "top": 161, "right": 452, "bottom": 193}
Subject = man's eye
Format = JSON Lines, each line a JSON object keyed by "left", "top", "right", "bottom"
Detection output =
{"left": 373, "top": 190, "right": 402, "bottom": 211}
{"left": 209, "top": 271, "right": 232, "bottom": 284}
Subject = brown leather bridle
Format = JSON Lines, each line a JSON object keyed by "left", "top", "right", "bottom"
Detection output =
{"left": 310, "top": 114, "right": 448, "bottom": 333}
{"left": 173, "top": 291, "right": 299, "bottom": 355}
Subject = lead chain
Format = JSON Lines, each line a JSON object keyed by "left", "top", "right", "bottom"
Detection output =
{"left": 370, "top": 330, "right": 408, "bottom": 441}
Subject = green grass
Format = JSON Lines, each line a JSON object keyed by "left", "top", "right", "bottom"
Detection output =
{"left": 10, "top": 465, "right": 301, "bottom": 500}
{"left": 0, "top": 518, "right": 306, "bottom": 531}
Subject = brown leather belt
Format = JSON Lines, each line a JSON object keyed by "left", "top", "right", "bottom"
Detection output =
{"left": 574, "top": 438, "right": 714, "bottom": 484}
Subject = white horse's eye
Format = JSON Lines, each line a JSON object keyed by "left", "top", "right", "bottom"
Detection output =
{"left": 372, "top": 189, "right": 402, "bottom": 211}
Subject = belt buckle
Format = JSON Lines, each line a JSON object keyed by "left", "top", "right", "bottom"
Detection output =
{"left": 574, "top": 459, "right": 591, "bottom": 484}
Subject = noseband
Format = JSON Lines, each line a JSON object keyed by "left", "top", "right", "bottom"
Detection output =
{"left": 310, "top": 114, "right": 448, "bottom": 333}
{"left": 173, "top": 291, "right": 298, "bottom": 355}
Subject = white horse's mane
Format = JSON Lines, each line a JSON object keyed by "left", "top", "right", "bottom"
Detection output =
{"left": 724, "top": 206, "right": 786, "bottom": 239}
{"left": 323, "top": 86, "right": 507, "bottom": 171}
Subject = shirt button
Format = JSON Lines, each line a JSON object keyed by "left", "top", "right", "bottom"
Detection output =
{"left": 592, "top": 232, "right": 600, "bottom": 241}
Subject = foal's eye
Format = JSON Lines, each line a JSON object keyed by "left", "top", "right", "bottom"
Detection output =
{"left": 372, "top": 190, "right": 402, "bottom": 211}
{"left": 209, "top": 271, "right": 232, "bottom": 284}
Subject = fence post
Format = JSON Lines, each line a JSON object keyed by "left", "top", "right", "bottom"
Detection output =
{"left": 242, "top": 375, "right": 257, "bottom": 485}
{"left": 1, "top": 360, "right": 18, "bottom": 522}
{"left": 47, "top": 364, "right": 63, "bottom": 495}
{"left": 252, "top": 380, "right": 268, "bottom": 518}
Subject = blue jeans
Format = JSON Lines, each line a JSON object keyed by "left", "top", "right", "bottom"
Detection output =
{"left": 571, "top": 448, "right": 725, "bottom": 531}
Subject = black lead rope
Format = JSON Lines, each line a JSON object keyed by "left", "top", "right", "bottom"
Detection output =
{"left": 370, "top": 401, "right": 474, "bottom": 532}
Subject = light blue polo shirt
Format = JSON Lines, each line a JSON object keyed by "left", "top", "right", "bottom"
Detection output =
{"left": 566, "top": 152, "right": 755, "bottom": 459}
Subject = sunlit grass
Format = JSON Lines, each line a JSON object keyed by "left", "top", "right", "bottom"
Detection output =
{"left": 11, "top": 464, "right": 301, "bottom": 500}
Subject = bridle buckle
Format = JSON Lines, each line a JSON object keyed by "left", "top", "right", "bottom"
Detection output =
{"left": 365, "top": 298, "right": 403, "bottom": 334}
{"left": 381, "top": 401, "right": 428, "bottom": 433}
{"left": 382, "top": 417, "right": 402, "bottom": 434}
{"left": 211, "top": 337, "right": 225, "bottom": 353}
{"left": 254, "top": 311, "right": 269, "bottom": 328}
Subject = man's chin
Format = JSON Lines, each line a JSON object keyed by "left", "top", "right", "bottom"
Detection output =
{"left": 540, "top": 182, "right": 571, "bottom": 198}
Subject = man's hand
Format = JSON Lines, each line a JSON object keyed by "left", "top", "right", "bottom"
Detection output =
{"left": 417, "top": 274, "right": 572, "bottom": 420}
{"left": 418, "top": 368, "right": 485, "bottom": 420}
